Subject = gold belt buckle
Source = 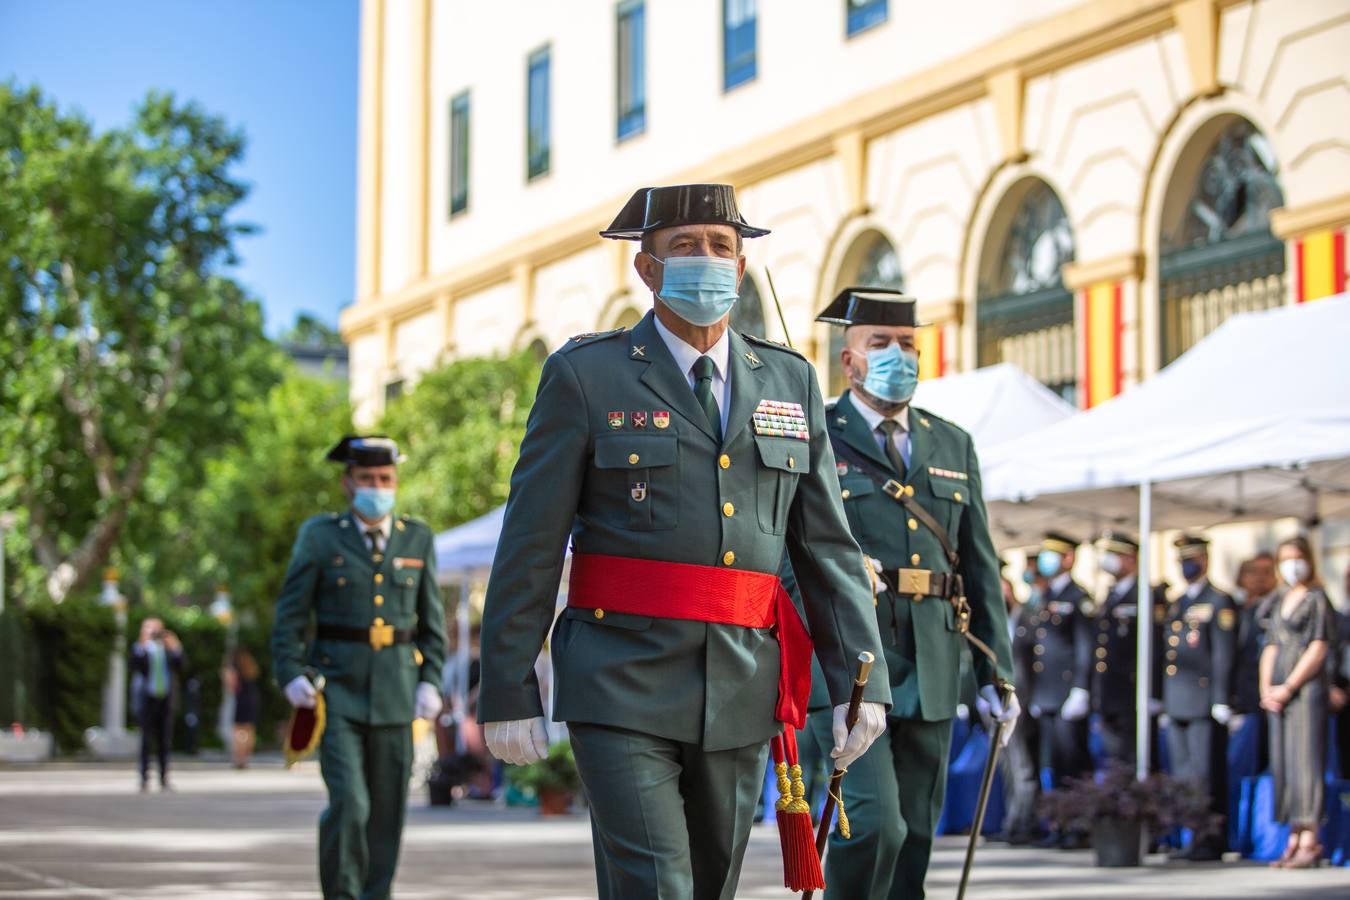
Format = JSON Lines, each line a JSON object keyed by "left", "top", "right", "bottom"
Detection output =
{"left": 368, "top": 617, "right": 395, "bottom": 651}
{"left": 897, "top": 568, "right": 932, "bottom": 597}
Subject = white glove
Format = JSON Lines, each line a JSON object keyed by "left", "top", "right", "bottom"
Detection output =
{"left": 414, "top": 683, "right": 443, "bottom": 721}
{"left": 1210, "top": 703, "right": 1232, "bottom": 725}
{"left": 1147, "top": 698, "right": 1164, "bottom": 717}
{"left": 485, "top": 717, "right": 549, "bottom": 765}
{"left": 867, "top": 557, "right": 885, "bottom": 597}
{"left": 956, "top": 703, "right": 970, "bottom": 722}
{"left": 1028, "top": 703, "right": 1042, "bottom": 720}
{"left": 1059, "top": 686, "right": 1090, "bottom": 722}
{"left": 1158, "top": 713, "right": 1171, "bottom": 729}
{"left": 284, "top": 675, "right": 317, "bottom": 709}
{"left": 979, "top": 684, "right": 1022, "bottom": 747}
{"left": 831, "top": 701, "right": 887, "bottom": 771}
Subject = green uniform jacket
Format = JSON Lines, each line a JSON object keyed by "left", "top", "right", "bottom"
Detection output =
{"left": 271, "top": 510, "right": 448, "bottom": 726}
{"left": 827, "top": 390, "right": 1013, "bottom": 721}
{"left": 479, "top": 312, "right": 890, "bottom": 752}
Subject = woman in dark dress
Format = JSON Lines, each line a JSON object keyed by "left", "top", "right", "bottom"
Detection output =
{"left": 1260, "top": 536, "right": 1335, "bottom": 869}
{"left": 227, "top": 647, "right": 261, "bottom": 769}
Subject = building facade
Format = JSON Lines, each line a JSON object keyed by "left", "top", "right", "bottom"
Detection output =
{"left": 342, "top": 0, "right": 1350, "bottom": 426}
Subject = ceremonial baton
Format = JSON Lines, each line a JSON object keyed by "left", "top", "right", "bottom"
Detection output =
{"left": 764, "top": 267, "right": 794, "bottom": 349}
{"left": 802, "top": 650, "right": 875, "bottom": 900}
{"left": 955, "top": 680, "right": 1015, "bottom": 900}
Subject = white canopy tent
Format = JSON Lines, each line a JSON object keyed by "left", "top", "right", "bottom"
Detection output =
{"left": 910, "top": 362, "right": 1076, "bottom": 455}
{"left": 978, "top": 295, "right": 1350, "bottom": 774}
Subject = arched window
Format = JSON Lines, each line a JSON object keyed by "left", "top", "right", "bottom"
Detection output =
{"left": 976, "top": 178, "right": 1077, "bottom": 404}
{"left": 731, "top": 273, "right": 766, "bottom": 337}
{"left": 828, "top": 231, "right": 905, "bottom": 396}
{"left": 527, "top": 338, "right": 549, "bottom": 364}
{"left": 1159, "top": 117, "right": 1285, "bottom": 365}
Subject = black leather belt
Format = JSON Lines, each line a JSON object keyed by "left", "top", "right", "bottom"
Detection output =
{"left": 317, "top": 621, "right": 414, "bottom": 650}
{"left": 879, "top": 568, "right": 963, "bottom": 600}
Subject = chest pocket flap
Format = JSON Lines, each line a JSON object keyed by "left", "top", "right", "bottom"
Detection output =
{"left": 929, "top": 478, "right": 969, "bottom": 505}
{"left": 754, "top": 436, "right": 811, "bottom": 474}
{"left": 594, "top": 433, "right": 679, "bottom": 469}
{"left": 839, "top": 476, "right": 875, "bottom": 501}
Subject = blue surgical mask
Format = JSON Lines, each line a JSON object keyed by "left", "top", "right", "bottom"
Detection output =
{"left": 649, "top": 254, "right": 740, "bottom": 326}
{"left": 1180, "top": 559, "right": 1203, "bottom": 581}
{"left": 861, "top": 345, "right": 919, "bottom": 404}
{"left": 353, "top": 487, "right": 396, "bottom": 520}
{"left": 1036, "top": 550, "right": 1063, "bottom": 578}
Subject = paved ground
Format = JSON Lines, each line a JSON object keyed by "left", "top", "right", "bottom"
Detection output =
{"left": 2, "top": 759, "right": 1349, "bottom": 899}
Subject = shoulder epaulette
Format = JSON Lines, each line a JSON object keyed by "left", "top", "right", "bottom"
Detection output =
{"left": 741, "top": 332, "right": 807, "bottom": 360}
{"left": 561, "top": 327, "right": 626, "bottom": 351}
{"left": 909, "top": 405, "right": 969, "bottom": 438}
{"left": 395, "top": 512, "right": 430, "bottom": 533}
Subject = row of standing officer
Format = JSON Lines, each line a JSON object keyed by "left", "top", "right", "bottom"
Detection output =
{"left": 1009, "top": 530, "right": 1236, "bottom": 859}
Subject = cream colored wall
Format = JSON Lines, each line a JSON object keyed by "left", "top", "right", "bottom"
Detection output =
{"left": 392, "top": 310, "right": 442, "bottom": 383}
{"left": 348, "top": 0, "right": 1350, "bottom": 424}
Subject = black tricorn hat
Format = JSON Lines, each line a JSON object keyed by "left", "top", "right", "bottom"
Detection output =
{"left": 600, "top": 184, "right": 770, "bottom": 240}
{"left": 816, "top": 287, "right": 924, "bottom": 327}
{"left": 326, "top": 435, "right": 403, "bottom": 467}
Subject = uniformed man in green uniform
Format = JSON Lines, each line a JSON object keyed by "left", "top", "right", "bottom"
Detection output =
{"left": 478, "top": 184, "right": 890, "bottom": 900}
{"left": 801, "top": 288, "right": 1019, "bottom": 899}
{"left": 272, "top": 436, "right": 448, "bottom": 900}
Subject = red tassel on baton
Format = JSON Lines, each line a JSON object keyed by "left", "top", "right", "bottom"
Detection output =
{"left": 770, "top": 727, "right": 825, "bottom": 892}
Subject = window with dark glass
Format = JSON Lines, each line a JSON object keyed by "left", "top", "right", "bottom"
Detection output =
{"left": 1158, "top": 117, "right": 1285, "bottom": 365}
{"left": 723, "top": 0, "right": 757, "bottom": 91}
{"left": 449, "top": 91, "right": 470, "bottom": 216}
{"left": 616, "top": 0, "right": 646, "bottom": 141}
{"left": 975, "top": 179, "right": 1077, "bottom": 404}
{"left": 846, "top": 0, "right": 887, "bottom": 36}
{"left": 526, "top": 47, "right": 551, "bottom": 180}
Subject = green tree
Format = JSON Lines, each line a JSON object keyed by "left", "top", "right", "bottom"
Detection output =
{"left": 0, "top": 83, "right": 275, "bottom": 604}
{"left": 280, "top": 312, "right": 344, "bottom": 349}
{"left": 378, "top": 351, "right": 541, "bottom": 532}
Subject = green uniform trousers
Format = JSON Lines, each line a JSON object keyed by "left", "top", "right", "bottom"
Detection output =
{"left": 804, "top": 711, "right": 953, "bottom": 900}
{"left": 569, "top": 723, "right": 768, "bottom": 900}
{"left": 318, "top": 714, "right": 413, "bottom": 900}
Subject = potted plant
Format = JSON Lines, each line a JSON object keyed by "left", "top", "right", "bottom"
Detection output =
{"left": 1039, "top": 762, "right": 1222, "bottom": 867}
{"left": 505, "top": 739, "right": 582, "bottom": 815}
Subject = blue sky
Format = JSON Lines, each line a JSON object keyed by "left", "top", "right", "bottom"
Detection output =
{"left": 0, "top": 0, "right": 359, "bottom": 336}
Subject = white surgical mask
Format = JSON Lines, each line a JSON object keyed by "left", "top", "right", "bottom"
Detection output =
{"left": 1279, "top": 558, "right": 1309, "bottom": 586}
{"left": 1100, "top": 552, "right": 1122, "bottom": 576}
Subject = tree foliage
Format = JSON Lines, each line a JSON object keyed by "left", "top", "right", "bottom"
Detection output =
{"left": 379, "top": 351, "right": 542, "bottom": 532}
{"left": 0, "top": 82, "right": 275, "bottom": 603}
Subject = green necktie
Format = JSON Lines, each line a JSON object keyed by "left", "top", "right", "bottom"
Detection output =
{"left": 692, "top": 355, "right": 722, "bottom": 443}
{"left": 877, "top": 419, "right": 907, "bottom": 481}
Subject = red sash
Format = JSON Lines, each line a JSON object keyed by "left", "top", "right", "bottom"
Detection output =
{"left": 566, "top": 553, "right": 813, "bottom": 729}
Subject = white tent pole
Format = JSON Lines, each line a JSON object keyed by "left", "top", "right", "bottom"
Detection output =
{"left": 1135, "top": 479, "right": 1152, "bottom": 781}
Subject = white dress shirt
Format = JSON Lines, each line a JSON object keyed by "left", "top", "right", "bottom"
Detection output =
{"left": 1112, "top": 573, "right": 1137, "bottom": 601}
{"left": 850, "top": 397, "right": 911, "bottom": 469}
{"left": 1049, "top": 571, "right": 1073, "bottom": 597}
{"left": 653, "top": 314, "right": 731, "bottom": 434}
{"left": 354, "top": 512, "right": 392, "bottom": 552}
{"left": 1185, "top": 577, "right": 1208, "bottom": 600}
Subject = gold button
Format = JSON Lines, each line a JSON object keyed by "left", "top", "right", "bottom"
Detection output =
{"left": 1051, "top": 614, "right": 1062, "bottom": 625}
{"left": 1037, "top": 628, "right": 1047, "bottom": 638}
{"left": 1168, "top": 635, "right": 1179, "bottom": 646}
{"left": 904, "top": 485, "right": 915, "bottom": 498}
{"left": 1034, "top": 645, "right": 1045, "bottom": 655}
{"left": 594, "top": 609, "right": 605, "bottom": 620}
{"left": 787, "top": 457, "right": 796, "bottom": 469}
{"left": 1097, "top": 633, "right": 1108, "bottom": 644}
{"left": 1172, "top": 621, "right": 1182, "bottom": 632}
{"left": 953, "top": 491, "right": 963, "bottom": 502}
{"left": 629, "top": 453, "right": 640, "bottom": 465}
{"left": 374, "top": 595, "right": 384, "bottom": 606}
{"left": 337, "top": 577, "right": 347, "bottom": 587}
{"left": 1096, "top": 661, "right": 1107, "bottom": 673}
{"left": 1033, "top": 661, "right": 1044, "bottom": 673}
{"left": 722, "top": 502, "right": 735, "bottom": 517}
{"left": 374, "top": 573, "right": 384, "bottom": 584}
{"left": 841, "top": 489, "right": 851, "bottom": 499}
{"left": 373, "top": 553, "right": 384, "bottom": 564}
{"left": 1166, "top": 650, "right": 1177, "bottom": 660}
{"left": 907, "top": 518, "right": 918, "bottom": 531}
{"left": 722, "top": 551, "right": 736, "bottom": 566}
{"left": 910, "top": 553, "right": 920, "bottom": 565}
{"left": 719, "top": 454, "right": 731, "bottom": 469}
{"left": 1096, "top": 647, "right": 1107, "bottom": 659}
{"left": 1166, "top": 665, "right": 1177, "bottom": 676}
